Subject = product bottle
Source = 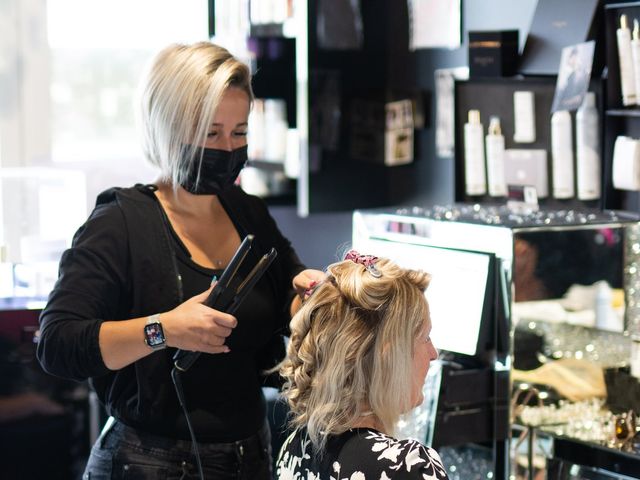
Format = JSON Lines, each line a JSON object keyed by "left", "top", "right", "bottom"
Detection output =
{"left": 247, "top": 99, "right": 265, "bottom": 159}
{"left": 263, "top": 99, "right": 288, "bottom": 162}
{"left": 463, "top": 110, "right": 487, "bottom": 196}
{"left": 632, "top": 19, "right": 640, "bottom": 105}
{"left": 485, "top": 116, "right": 507, "bottom": 197}
{"left": 575, "top": 92, "right": 601, "bottom": 200}
{"left": 513, "top": 91, "right": 536, "bottom": 143}
{"left": 551, "top": 110, "right": 575, "bottom": 199}
{"left": 617, "top": 14, "right": 637, "bottom": 106}
{"left": 631, "top": 338, "right": 640, "bottom": 378}
{"left": 594, "top": 281, "right": 622, "bottom": 332}
{"left": 0, "top": 244, "right": 13, "bottom": 298}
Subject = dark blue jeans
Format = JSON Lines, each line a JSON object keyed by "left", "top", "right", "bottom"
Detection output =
{"left": 82, "top": 419, "right": 272, "bottom": 480}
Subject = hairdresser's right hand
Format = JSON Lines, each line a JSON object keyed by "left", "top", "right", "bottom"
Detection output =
{"left": 162, "top": 287, "right": 237, "bottom": 354}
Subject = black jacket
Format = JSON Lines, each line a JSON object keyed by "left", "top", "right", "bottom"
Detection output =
{"left": 37, "top": 184, "right": 304, "bottom": 438}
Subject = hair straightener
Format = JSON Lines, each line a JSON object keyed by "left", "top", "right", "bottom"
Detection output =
{"left": 170, "top": 234, "right": 277, "bottom": 480}
{"left": 172, "top": 234, "right": 277, "bottom": 372}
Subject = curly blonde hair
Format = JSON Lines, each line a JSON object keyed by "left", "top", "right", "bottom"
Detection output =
{"left": 279, "top": 257, "right": 431, "bottom": 453}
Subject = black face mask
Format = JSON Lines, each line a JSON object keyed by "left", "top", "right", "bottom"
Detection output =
{"left": 180, "top": 145, "right": 248, "bottom": 195}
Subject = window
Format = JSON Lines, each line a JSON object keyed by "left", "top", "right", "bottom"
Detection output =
{"left": 0, "top": 0, "right": 208, "bottom": 295}
{"left": 47, "top": 0, "right": 209, "bottom": 165}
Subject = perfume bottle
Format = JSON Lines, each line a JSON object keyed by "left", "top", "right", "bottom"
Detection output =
{"left": 463, "top": 110, "right": 487, "bottom": 196}
{"left": 617, "top": 14, "right": 637, "bottom": 106}
{"left": 575, "top": 92, "right": 601, "bottom": 200}
{"left": 485, "top": 116, "right": 506, "bottom": 197}
{"left": 551, "top": 110, "right": 575, "bottom": 199}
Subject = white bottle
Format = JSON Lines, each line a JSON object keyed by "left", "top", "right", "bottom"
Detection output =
{"left": 551, "top": 110, "right": 575, "bottom": 199}
{"left": 594, "top": 281, "right": 622, "bottom": 332}
{"left": 617, "top": 14, "right": 637, "bottom": 106}
{"left": 248, "top": 99, "right": 265, "bottom": 160}
{"left": 0, "top": 245, "right": 14, "bottom": 298}
{"left": 463, "top": 110, "right": 487, "bottom": 196}
{"left": 263, "top": 99, "right": 288, "bottom": 162}
{"left": 595, "top": 281, "right": 612, "bottom": 330}
{"left": 632, "top": 19, "right": 640, "bottom": 106}
{"left": 485, "top": 116, "right": 507, "bottom": 197}
{"left": 513, "top": 91, "right": 536, "bottom": 143}
{"left": 631, "top": 339, "right": 640, "bottom": 379}
{"left": 575, "top": 92, "right": 601, "bottom": 200}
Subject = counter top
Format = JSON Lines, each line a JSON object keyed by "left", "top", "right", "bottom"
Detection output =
{"left": 0, "top": 297, "right": 47, "bottom": 311}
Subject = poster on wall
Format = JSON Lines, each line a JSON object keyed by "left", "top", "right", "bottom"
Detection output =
{"left": 407, "top": 0, "right": 461, "bottom": 50}
{"left": 317, "top": 0, "right": 364, "bottom": 50}
{"left": 551, "top": 41, "right": 595, "bottom": 113}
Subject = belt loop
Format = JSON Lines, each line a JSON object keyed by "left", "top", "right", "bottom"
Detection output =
{"left": 235, "top": 441, "right": 245, "bottom": 478}
{"left": 98, "top": 416, "right": 116, "bottom": 448}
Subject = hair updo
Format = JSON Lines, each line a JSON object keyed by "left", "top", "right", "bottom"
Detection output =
{"left": 279, "top": 256, "right": 431, "bottom": 452}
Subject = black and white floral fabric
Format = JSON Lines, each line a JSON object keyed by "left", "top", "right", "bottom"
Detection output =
{"left": 276, "top": 427, "right": 449, "bottom": 480}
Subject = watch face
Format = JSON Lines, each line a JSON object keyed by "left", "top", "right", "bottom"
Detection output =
{"left": 144, "top": 322, "right": 165, "bottom": 347}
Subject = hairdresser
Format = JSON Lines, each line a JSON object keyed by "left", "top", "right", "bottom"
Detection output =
{"left": 37, "top": 41, "right": 324, "bottom": 480}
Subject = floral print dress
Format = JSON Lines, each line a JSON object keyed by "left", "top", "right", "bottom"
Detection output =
{"left": 276, "top": 427, "right": 449, "bottom": 480}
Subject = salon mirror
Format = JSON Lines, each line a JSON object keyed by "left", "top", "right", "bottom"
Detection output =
{"left": 510, "top": 224, "right": 636, "bottom": 379}
{"left": 512, "top": 226, "right": 625, "bottom": 329}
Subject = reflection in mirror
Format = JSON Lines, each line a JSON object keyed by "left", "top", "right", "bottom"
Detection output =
{"left": 513, "top": 227, "right": 624, "bottom": 330}
{"left": 512, "top": 227, "right": 629, "bottom": 401}
{"left": 511, "top": 226, "right": 633, "bottom": 471}
{"left": 515, "top": 227, "right": 624, "bottom": 300}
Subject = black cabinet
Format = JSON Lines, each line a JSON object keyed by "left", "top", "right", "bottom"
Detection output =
{"left": 604, "top": 1, "right": 640, "bottom": 212}
{"left": 212, "top": 1, "right": 432, "bottom": 215}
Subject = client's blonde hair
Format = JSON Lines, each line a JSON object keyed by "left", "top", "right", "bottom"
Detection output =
{"left": 280, "top": 257, "right": 431, "bottom": 453}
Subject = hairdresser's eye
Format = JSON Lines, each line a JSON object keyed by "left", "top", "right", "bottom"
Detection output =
{"left": 207, "top": 131, "right": 218, "bottom": 138}
{"left": 234, "top": 130, "right": 248, "bottom": 137}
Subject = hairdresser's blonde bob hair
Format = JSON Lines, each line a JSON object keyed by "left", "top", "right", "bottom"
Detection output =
{"left": 136, "top": 42, "right": 253, "bottom": 188}
{"left": 280, "top": 257, "right": 431, "bottom": 453}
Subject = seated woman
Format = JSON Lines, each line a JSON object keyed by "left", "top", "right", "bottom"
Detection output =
{"left": 275, "top": 251, "right": 449, "bottom": 479}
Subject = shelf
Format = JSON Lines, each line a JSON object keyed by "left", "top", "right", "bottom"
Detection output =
{"left": 604, "top": 2, "right": 640, "bottom": 210}
{"left": 246, "top": 159, "right": 286, "bottom": 173}
{"left": 606, "top": 2, "right": 640, "bottom": 10}
{"left": 606, "top": 108, "right": 640, "bottom": 118}
{"left": 249, "top": 21, "right": 295, "bottom": 38}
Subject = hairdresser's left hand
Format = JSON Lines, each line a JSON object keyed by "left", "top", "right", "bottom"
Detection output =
{"left": 292, "top": 269, "right": 326, "bottom": 299}
{"left": 290, "top": 269, "right": 325, "bottom": 316}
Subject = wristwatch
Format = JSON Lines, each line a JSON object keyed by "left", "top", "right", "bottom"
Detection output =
{"left": 144, "top": 314, "right": 167, "bottom": 350}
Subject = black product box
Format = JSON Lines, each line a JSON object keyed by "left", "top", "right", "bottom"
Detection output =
{"left": 468, "top": 30, "right": 519, "bottom": 78}
{"left": 432, "top": 365, "right": 510, "bottom": 448}
{"left": 433, "top": 403, "right": 509, "bottom": 448}
{"left": 604, "top": 366, "right": 640, "bottom": 415}
{"left": 519, "top": 0, "right": 602, "bottom": 76}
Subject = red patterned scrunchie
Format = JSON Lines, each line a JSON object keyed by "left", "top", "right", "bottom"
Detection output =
{"left": 344, "top": 250, "right": 382, "bottom": 278}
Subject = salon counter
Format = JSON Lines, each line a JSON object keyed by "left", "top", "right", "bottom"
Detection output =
{"left": 513, "top": 399, "right": 640, "bottom": 479}
{"left": 0, "top": 296, "right": 92, "bottom": 479}
{"left": 0, "top": 296, "right": 46, "bottom": 345}
{"left": 550, "top": 433, "right": 640, "bottom": 478}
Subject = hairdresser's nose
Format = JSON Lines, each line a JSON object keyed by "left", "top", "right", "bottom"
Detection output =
{"left": 429, "top": 341, "right": 439, "bottom": 361}
{"left": 218, "top": 134, "right": 234, "bottom": 151}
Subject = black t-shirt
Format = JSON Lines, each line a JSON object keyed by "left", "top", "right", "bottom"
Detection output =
{"left": 169, "top": 224, "right": 277, "bottom": 441}
{"left": 276, "top": 427, "right": 450, "bottom": 479}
